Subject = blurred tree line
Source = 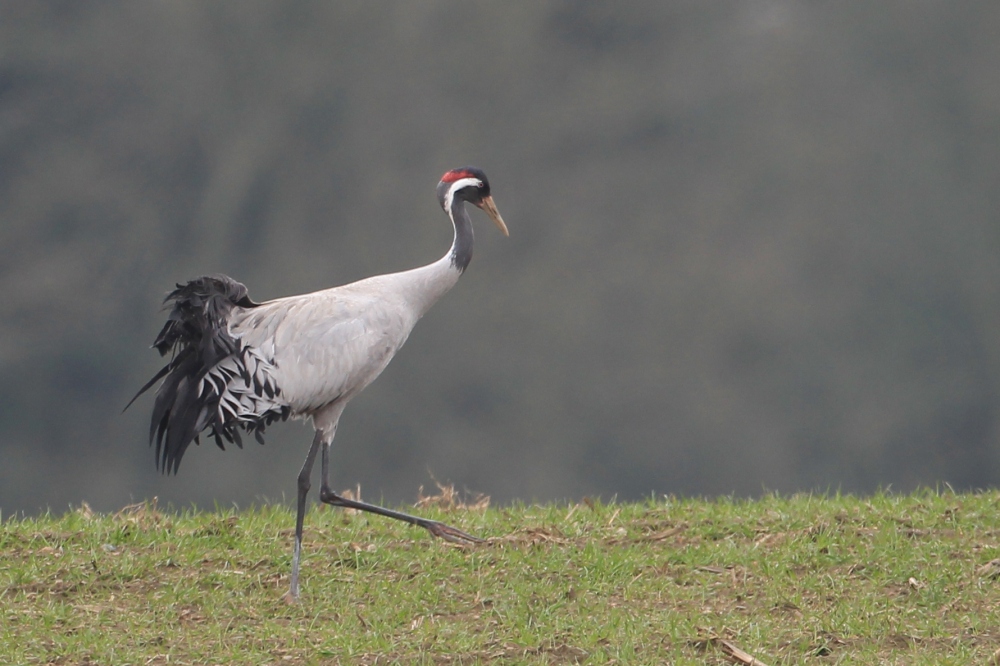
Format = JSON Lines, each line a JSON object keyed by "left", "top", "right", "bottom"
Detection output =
{"left": 2, "top": 2, "right": 1000, "bottom": 514}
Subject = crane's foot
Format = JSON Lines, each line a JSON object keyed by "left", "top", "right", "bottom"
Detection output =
{"left": 423, "top": 519, "right": 484, "bottom": 545}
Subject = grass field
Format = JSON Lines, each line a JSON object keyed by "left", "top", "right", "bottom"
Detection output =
{"left": 3, "top": 488, "right": 1000, "bottom": 664}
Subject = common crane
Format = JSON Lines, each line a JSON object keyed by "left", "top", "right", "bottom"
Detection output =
{"left": 129, "top": 167, "right": 508, "bottom": 600}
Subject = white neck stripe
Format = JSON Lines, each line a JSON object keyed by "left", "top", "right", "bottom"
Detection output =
{"left": 443, "top": 177, "right": 482, "bottom": 212}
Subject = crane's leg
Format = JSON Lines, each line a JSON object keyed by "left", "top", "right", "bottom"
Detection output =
{"left": 287, "top": 432, "right": 322, "bottom": 601}
{"left": 317, "top": 441, "right": 483, "bottom": 545}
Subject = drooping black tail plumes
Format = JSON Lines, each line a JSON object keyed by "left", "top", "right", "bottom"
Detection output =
{"left": 127, "top": 275, "right": 288, "bottom": 474}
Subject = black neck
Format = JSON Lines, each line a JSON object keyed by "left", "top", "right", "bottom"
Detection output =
{"left": 448, "top": 199, "right": 475, "bottom": 272}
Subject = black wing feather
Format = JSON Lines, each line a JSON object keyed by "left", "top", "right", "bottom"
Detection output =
{"left": 127, "top": 274, "right": 289, "bottom": 474}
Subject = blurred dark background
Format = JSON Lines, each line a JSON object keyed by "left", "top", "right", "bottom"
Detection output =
{"left": 3, "top": 2, "right": 1000, "bottom": 515}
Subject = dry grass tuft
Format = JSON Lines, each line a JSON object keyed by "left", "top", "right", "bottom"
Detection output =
{"left": 415, "top": 480, "right": 490, "bottom": 512}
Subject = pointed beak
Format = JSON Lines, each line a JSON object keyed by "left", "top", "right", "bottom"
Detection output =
{"left": 475, "top": 195, "right": 509, "bottom": 236}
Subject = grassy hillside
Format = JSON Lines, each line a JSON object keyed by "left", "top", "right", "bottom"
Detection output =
{"left": 3, "top": 489, "right": 1000, "bottom": 664}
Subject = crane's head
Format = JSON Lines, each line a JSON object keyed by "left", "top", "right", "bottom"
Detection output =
{"left": 437, "top": 167, "right": 509, "bottom": 236}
